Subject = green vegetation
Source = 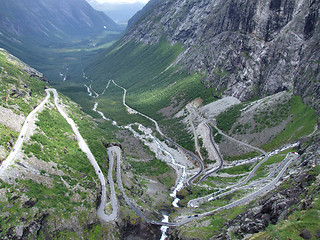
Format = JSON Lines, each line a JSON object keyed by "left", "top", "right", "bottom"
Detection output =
{"left": 209, "top": 126, "right": 223, "bottom": 143}
{"left": 204, "top": 175, "right": 243, "bottom": 184}
{"left": 214, "top": 132, "right": 223, "bottom": 143}
{"left": 178, "top": 186, "right": 216, "bottom": 207}
{"left": 0, "top": 124, "right": 19, "bottom": 152}
{"left": 128, "top": 157, "right": 175, "bottom": 188}
{"left": 0, "top": 176, "right": 96, "bottom": 238}
{"left": 233, "top": 122, "right": 252, "bottom": 135}
{"left": 224, "top": 151, "right": 260, "bottom": 162}
{"left": 250, "top": 148, "right": 293, "bottom": 181}
{"left": 204, "top": 190, "right": 249, "bottom": 209}
{"left": 83, "top": 223, "right": 119, "bottom": 240}
{"left": 0, "top": 50, "right": 48, "bottom": 117}
{"left": 219, "top": 163, "right": 253, "bottom": 175}
{"left": 71, "top": 39, "right": 215, "bottom": 126}
{"left": 127, "top": 70, "right": 216, "bottom": 119}
{"left": 58, "top": 40, "right": 217, "bottom": 152}
{"left": 129, "top": 158, "right": 170, "bottom": 177}
{"left": 24, "top": 108, "right": 97, "bottom": 177}
{"left": 20, "top": 179, "right": 73, "bottom": 213}
{"left": 249, "top": 167, "right": 320, "bottom": 240}
{"left": 162, "top": 117, "right": 195, "bottom": 152}
{"left": 1, "top": 26, "right": 122, "bottom": 83}
{"left": 179, "top": 206, "right": 245, "bottom": 240}
{"left": 198, "top": 138, "right": 210, "bottom": 163}
{"left": 251, "top": 97, "right": 291, "bottom": 133}
{"left": 0, "top": 75, "right": 118, "bottom": 239}
{"left": 88, "top": 40, "right": 184, "bottom": 93}
{"left": 93, "top": 84, "right": 155, "bottom": 127}
{"left": 1, "top": 14, "right": 319, "bottom": 240}
{"left": 60, "top": 94, "right": 117, "bottom": 165}
{"left": 216, "top": 103, "right": 247, "bottom": 132}
{"left": 253, "top": 208, "right": 320, "bottom": 240}
{"left": 262, "top": 95, "right": 317, "bottom": 151}
{"left": 216, "top": 94, "right": 317, "bottom": 152}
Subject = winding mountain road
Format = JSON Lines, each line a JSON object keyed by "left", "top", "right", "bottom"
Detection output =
{"left": 109, "top": 80, "right": 205, "bottom": 187}
{"left": 106, "top": 146, "right": 195, "bottom": 227}
{"left": 188, "top": 123, "right": 270, "bottom": 207}
{"left": 1, "top": 81, "right": 301, "bottom": 231}
{"left": 197, "top": 123, "right": 224, "bottom": 182}
{"left": 0, "top": 90, "right": 50, "bottom": 177}
{"left": 47, "top": 88, "right": 118, "bottom": 222}
{"left": 111, "top": 80, "right": 164, "bottom": 136}
{"left": 200, "top": 153, "right": 298, "bottom": 216}
{"left": 109, "top": 147, "right": 154, "bottom": 223}
{"left": 189, "top": 151, "right": 295, "bottom": 207}
{"left": 206, "top": 123, "right": 268, "bottom": 187}
{"left": 85, "top": 80, "right": 299, "bottom": 227}
{"left": 0, "top": 88, "right": 118, "bottom": 222}
{"left": 91, "top": 80, "right": 205, "bottom": 189}
{"left": 186, "top": 107, "right": 205, "bottom": 182}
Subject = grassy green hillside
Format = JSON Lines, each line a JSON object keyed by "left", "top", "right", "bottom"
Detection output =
{"left": 215, "top": 94, "right": 317, "bottom": 152}
{"left": 86, "top": 40, "right": 216, "bottom": 113}
{"left": 56, "top": 40, "right": 216, "bottom": 150}
{"left": 0, "top": 48, "right": 176, "bottom": 239}
{"left": 0, "top": 50, "right": 49, "bottom": 116}
{"left": 0, "top": 49, "right": 120, "bottom": 239}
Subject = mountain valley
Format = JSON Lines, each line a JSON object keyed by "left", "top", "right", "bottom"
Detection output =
{"left": 0, "top": 0, "right": 124, "bottom": 83}
{"left": 0, "top": 0, "right": 320, "bottom": 239}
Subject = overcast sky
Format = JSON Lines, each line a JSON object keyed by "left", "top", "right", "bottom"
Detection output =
{"left": 95, "top": 0, "right": 149, "bottom": 3}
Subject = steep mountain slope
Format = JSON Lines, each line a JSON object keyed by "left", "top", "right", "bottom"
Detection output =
{"left": 2, "top": 46, "right": 317, "bottom": 239}
{"left": 0, "top": 49, "right": 177, "bottom": 239}
{"left": 1, "top": 0, "right": 320, "bottom": 239}
{"left": 88, "top": 0, "right": 320, "bottom": 114}
{"left": 83, "top": 0, "right": 319, "bottom": 150}
{"left": 127, "top": 0, "right": 163, "bottom": 28}
{"left": 124, "top": 0, "right": 320, "bottom": 112}
{"left": 0, "top": 48, "right": 110, "bottom": 239}
{"left": 80, "top": 0, "right": 320, "bottom": 239}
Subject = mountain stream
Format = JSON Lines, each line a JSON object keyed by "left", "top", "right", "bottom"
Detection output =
{"left": 89, "top": 81, "right": 189, "bottom": 239}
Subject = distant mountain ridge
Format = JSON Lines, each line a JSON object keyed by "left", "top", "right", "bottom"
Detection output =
{"left": 86, "top": 0, "right": 145, "bottom": 24}
{"left": 0, "top": 0, "right": 119, "bottom": 45}
{"left": 0, "top": 0, "right": 124, "bottom": 82}
{"left": 127, "top": 0, "right": 163, "bottom": 28}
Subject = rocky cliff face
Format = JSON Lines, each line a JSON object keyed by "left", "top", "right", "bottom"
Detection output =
{"left": 126, "top": 0, "right": 320, "bottom": 112}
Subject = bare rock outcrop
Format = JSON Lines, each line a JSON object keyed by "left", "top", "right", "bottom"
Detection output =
{"left": 126, "top": 0, "right": 320, "bottom": 112}
{"left": 0, "top": 105, "right": 25, "bottom": 132}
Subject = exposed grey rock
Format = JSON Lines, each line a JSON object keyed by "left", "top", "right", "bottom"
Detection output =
{"left": 210, "top": 133, "right": 320, "bottom": 239}
{"left": 23, "top": 198, "right": 38, "bottom": 208}
{"left": 300, "top": 229, "right": 312, "bottom": 239}
{"left": 10, "top": 89, "right": 27, "bottom": 98}
{"left": 126, "top": 0, "right": 320, "bottom": 113}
